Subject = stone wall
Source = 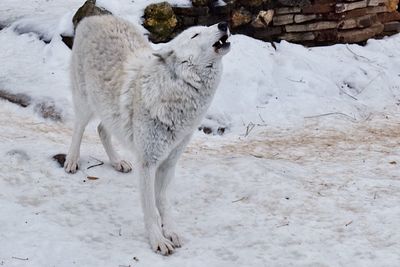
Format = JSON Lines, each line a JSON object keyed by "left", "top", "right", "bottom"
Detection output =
{"left": 143, "top": 0, "right": 400, "bottom": 45}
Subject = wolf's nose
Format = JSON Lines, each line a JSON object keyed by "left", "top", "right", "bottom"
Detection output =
{"left": 218, "top": 22, "right": 228, "bottom": 32}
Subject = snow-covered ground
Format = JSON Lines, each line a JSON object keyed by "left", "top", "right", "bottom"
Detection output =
{"left": 1, "top": 1, "right": 400, "bottom": 266}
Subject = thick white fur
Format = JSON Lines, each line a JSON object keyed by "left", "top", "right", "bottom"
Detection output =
{"left": 65, "top": 15, "right": 230, "bottom": 255}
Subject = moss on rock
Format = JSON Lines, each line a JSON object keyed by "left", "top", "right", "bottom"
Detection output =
{"left": 143, "top": 2, "right": 178, "bottom": 42}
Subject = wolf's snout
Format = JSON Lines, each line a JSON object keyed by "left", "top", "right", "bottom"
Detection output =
{"left": 218, "top": 22, "right": 228, "bottom": 32}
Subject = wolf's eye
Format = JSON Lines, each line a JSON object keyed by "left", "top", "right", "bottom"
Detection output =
{"left": 191, "top": 33, "right": 199, "bottom": 39}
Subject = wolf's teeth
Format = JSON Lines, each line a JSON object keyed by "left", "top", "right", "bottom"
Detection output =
{"left": 219, "top": 40, "right": 223, "bottom": 45}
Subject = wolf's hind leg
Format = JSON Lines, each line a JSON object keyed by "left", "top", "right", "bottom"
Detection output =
{"left": 97, "top": 122, "right": 132, "bottom": 173}
{"left": 65, "top": 104, "right": 92, "bottom": 174}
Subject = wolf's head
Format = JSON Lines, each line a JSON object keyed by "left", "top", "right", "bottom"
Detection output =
{"left": 153, "top": 22, "right": 230, "bottom": 89}
{"left": 155, "top": 22, "right": 230, "bottom": 61}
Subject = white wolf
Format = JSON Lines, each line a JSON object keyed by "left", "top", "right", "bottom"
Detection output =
{"left": 64, "top": 15, "right": 230, "bottom": 255}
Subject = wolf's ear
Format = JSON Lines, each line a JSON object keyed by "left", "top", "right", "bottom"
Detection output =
{"left": 153, "top": 50, "right": 174, "bottom": 63}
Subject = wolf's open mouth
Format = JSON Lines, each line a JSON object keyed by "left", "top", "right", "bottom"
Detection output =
{"left": 213, "top": 35, "right": 230, "bottom": 50}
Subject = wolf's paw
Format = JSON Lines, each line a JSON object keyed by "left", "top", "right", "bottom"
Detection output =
{"left": 112, "top": 160, "right": 132, "bottom": 173}
{"left": 162, "top": 226, "right": 182, "bottom": 248}
{"left": 149, "top": 227, "right": 175, "bottom": 256}
{"left": 64, "top": 157, "right": 79, "bottom": 174}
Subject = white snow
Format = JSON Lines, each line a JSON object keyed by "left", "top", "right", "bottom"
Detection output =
{"left": 0, "top": 0, "right": 400, "bottom": 266}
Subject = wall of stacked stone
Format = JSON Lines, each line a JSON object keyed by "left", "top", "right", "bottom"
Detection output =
{"left": 143, "top": 0, "right": 400, "bottom": 45}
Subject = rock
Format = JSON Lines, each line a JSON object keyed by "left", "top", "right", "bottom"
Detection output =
{"left": 273, "top": 14, "right": 294, "bottom": 25}
{"left": 366, "top": 5, "right": 388, "bottom": 14}
{"left": 34, "top": 99, "right": 63, "bottom": 122}
{"left": 368, "top": 0, "right": 388, "bottom": 7}
{"left": 302, "top": 3, "right": 334, "bottom": 14}
{"left": 277, "top": 0, "right": 311, "bottom": 7}
{"left": 210, "top": 1, "right": 233, "bottom": 15}
{"left": 386, "top": 0, "right": 399, "bottom": 12}
{"left": 377, "top": 11, "right": 400, "bottom": 23}
{"left": 72, "top": 0, "right": 111, "bottom": 30}
{"left": 275, "top": 7, "right": 301, "bottom": 14}
{"left": 337, "top": 23, "right": 384, "bottom": 43}
{"left": 252, "top": 10, "right": 274, "bottom": 28}
{"left": 239, "top": 0, "right": 263, "bottom": 7}
{"left": 314, "top": 29, "right": 338, "bottom": 42}
{"left": 338, "top": 14, "right": 378, "bottom": 30}
{"left": 294, "top": 14, "right": 317, "bottom": 23}
{"left": 63, "top": 0, "right": 111, "bottom": 49}
{"left": 192, "top": 0, "right": 210, "bottom": 6}
{"left": 336, "top": 1, "right": 368, "bottom": 14}
{"left": 173, "top": 6, "right": 209, "bottom": 16}
{"left": 0, "top": 89, "right": 62, "bottom": 121}
{"left": 144, "top": 1, "right": 176, "bottom": 19}
{"left": 52, "top": 154, "right": 66, "bottom": 168}
{"left": 280, "top": 32, "right": 315, "bottom": 41}
{"left": 61, "top": 35, "right": 74, "bottom": 49}
{"left": 144, "top": 2, "right": 178, "bottom": 42}
{"left": 285, "top": 21, "right": 338, "bottom": 32}
{"left": 383, "top": 21, "right": 400, "bottom": 32}
{"left": 231, "top": 7, "right": 252, "bottom": 28}
{"left": 0, "top": 89, "right": 31, "bottom": 107}
{"left": 252, "top": 26, "right": 282, "bottom": 40}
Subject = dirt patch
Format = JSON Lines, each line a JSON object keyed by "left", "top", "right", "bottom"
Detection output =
{"left": 187, "top": 116, "right": 400, "bottom": 163}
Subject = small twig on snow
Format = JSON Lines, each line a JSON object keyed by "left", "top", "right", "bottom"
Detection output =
{"left": 12, "top": 257, "right": 28, "bottom": 261}
{"left": 345, "top": 220, "right": 353, "bottom": 227}
{"left": 276, "top": 222, "right": 289, "bottom": 228}
{"left": 286, "top": 78, "right": 306, "bottom": 84}
{"left": 345, "top": 45, "right": 372, "bottom": 62}
{"left": 258, "top": 113, "right": 266, "bottom": 123}
{"left": 232, "top": 196, "right": 249, "bottom": 203}
{"left": 337, "top": 84, "right": 358, "bottom": 100}
{"left": 357, "top": 73, "right": 382, "bottom": 96}
{"left": 244, "top": 122, "right": 267, "bottom": 137}
{"left": 244, "top": 122, "right": 256, "bottom": 137}
{"left": 304, "top": 112, "right": 357, "bottom": 122}
{"left": 87, "top": 156, "right": 104, "bottom": 170}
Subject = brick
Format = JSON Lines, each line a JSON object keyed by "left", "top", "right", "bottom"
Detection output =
{"left": 285, "top": 21, "right": 338, "bottom": 32}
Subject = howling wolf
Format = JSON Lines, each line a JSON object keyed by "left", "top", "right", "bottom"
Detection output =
{"left": 65, "top": 15, "right": 230, "bottom": 255}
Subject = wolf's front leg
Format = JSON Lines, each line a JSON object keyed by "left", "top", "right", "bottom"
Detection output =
{"left": 138, "top": 161, "right": 175, "bottom": 255}
{"left": 155, "top": 135, "right": 191, "bottom": 248}
{"left": 156, "top": 159, "right": 181, "bottom": 248}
